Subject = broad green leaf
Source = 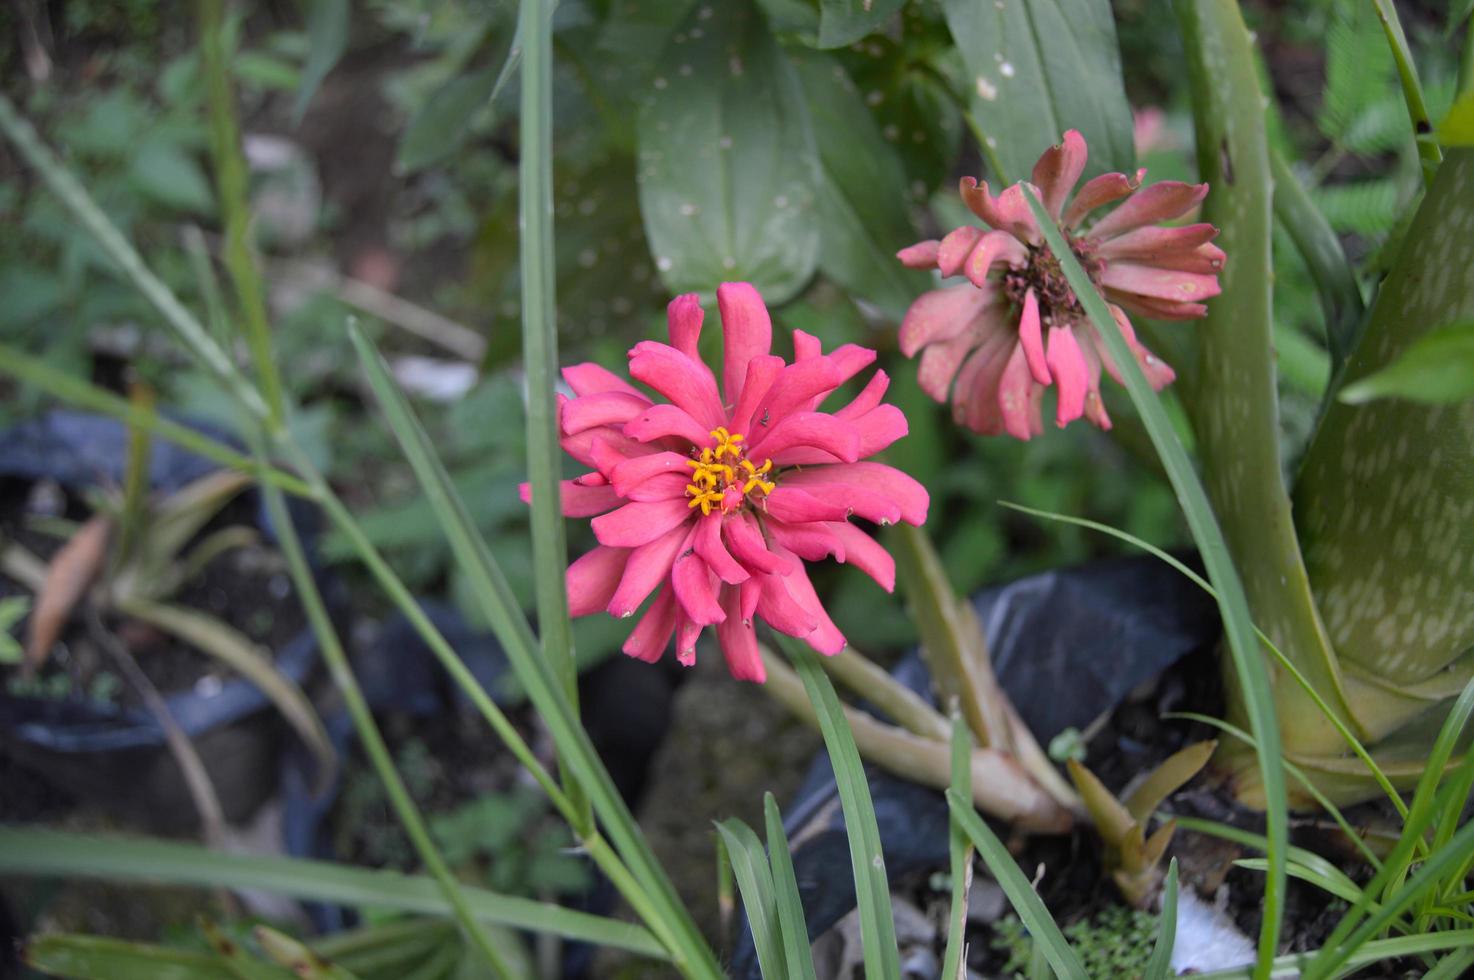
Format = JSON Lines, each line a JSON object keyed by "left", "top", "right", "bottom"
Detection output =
{"left": 637, "top": 0, "right": 820, "bottom": 304}
{"left": 1174, "top": 0, "right": 1355, "bottom": 774}
{"left": 817, "top": 0, "right": 905, "bottom": 49}
{"left": 794, "top": 53, "right": 929, "bottom": 322}
{"left": 1338, "top": 319, "right": 1474, "bottom": 404}
{"left": 396, "top": 21, "right": 522, "bottom": 175}
{"left": 25, "top": 936, "right": 238, "bottom": 980}
{"left": 128, "top": 140, "right": 215, "bottom": 215}
{"left": 294, "top": 0, "right": 349, "bottom": 122}
{"left": 1296, "top": 152, "right": 1474, "bottom": 722}
{"left": 0, "top": 828, "right": 667, "bottom": 958}
{"left": 1438, "top": 90, "right": 1474, "bottom": 147}
{"left": 940, "top": 0, "right": 1134, "bottom": 182}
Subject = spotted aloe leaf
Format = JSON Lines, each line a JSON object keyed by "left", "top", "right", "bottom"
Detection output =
{"left": 940, "top": 0, "right": 1134, "bottom": 182}
{"left": 1295, "top": 150, "right": 1474, "bottom": 743}
{"left": 1175, "top": 0, "right": 1356, "bottom": 771}
{"left": 636, "top": 0, "right": 821, "bottom": 304}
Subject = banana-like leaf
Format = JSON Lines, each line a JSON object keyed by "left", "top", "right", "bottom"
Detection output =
{"left": 1174, "top": 0, "right": 1357, "bottom": 763}
{"left": 1295, "top": 150, "right": 1474, "bottom": 753}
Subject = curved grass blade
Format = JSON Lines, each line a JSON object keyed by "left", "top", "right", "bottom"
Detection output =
{"left": 1144, "top": 858, "right": 1180, "bottom": 980}
{"left": 24, "top": 935, "right": 238, "bottom": 980}
{"left": 778, "top": 634, "right": 900, "bottom": 980}
{"left": 0, "top": 828, "right": 667, "bottom": 958}
{"left": 764, "top": 793, "right": 818, "bottom": 980}
{"left": 1021, "top": 179, "right": 1287, "bottom": 977}
{"left": 940, "top": 716, "right": 975, "bottom": 980}
{"left": 1370, "top": 0, "right": 1443, "bottom": 185}
{"left": 1189, "top": 929, "right": 1474, "bottom": 979}
{"left": 1173, "top": 819, "right": 1368, "bottom": 909}
{"left": 946, "top": 788, "right": 1087, "bottom": 980}
{"left": 716, "top": 819, "right": 784, "bottom": 979}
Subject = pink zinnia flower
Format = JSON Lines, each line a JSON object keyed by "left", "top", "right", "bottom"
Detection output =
{"left": 526, "top": 282, "right": 928, "bottom": 682}
{"left": 896, "top": 129, "right": 1224, "bottom": 439}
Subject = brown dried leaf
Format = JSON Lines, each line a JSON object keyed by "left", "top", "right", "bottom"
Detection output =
{"left": 24, "top": 515, "right": 111, "bottom": 670}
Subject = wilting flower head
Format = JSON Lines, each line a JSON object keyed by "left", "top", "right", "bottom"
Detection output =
{"left": 896, "top": 129, "right": 1223, "bottom": 439}
{"left": 525, "top": 283, "right": 928, "bottom": 682}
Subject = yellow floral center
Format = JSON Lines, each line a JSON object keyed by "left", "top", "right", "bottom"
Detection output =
{"left": 685, "top": 427, "right": 775, "bottom": 516}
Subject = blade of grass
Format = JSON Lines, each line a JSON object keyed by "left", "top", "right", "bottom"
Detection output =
{"left": 764, "top": 793, "right": 818, "bottom": 980}
{"left": 1144, "top": 859, "right": 1180, "bottom": 980}
{"left": 345, "top": 325, "right": 721, "bottom": 978}
{"left": 1174, "top": 818, "right": 1371, "bottom": 912}
{"left": 24, "top": 935, "right": 239, "bottom": 980}
{"left": 516, "top": 0, "right": 578, "bottom": 728}
{"left": 715, "top": 819, "right": 784, "bottom": 979}
{"left": 1022, "top": 184, "right": 1287, "bottom": 977}
{"left": 199, "top": 0, "right": 285, "bottom": 430}
{"left": 945, "top": 789, "right": 1087, "bottom": 980}
{"left": 940, "top": 715, "right": 975, "bottom": 980}
{"left": 0, "top": 94, "right": 263, "bottom": 420}
{"left": 250, "top": 440, "right": 514, "bottom": 979}
{"left": 0, "top": 828, "right": 666, "bottom": 957}
{"left": 1190, "top": 929, "right": 1474, "bottom": 979}
{"left": 1370, "top": 0, "right": 1443, "bottom": 186}
{"left": 778, "top": 633, "right": 901, "bottom": 980}
{"left": 1424, "top": 948, "right": 1474, "bottom": 980}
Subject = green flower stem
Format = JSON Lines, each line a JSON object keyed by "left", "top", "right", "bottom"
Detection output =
{"left": 0, "top": 94, "right": 264, "bottom": 420}
{"left": 821, "top": 646, "right": 950, "bottom": 740}
{"left": 250, "top": 435, "right": 514, "bottom": 978}
{"left": 199, "top": 0, "right": 285, "bottom": 430}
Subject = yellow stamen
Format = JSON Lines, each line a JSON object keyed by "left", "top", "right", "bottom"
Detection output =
{"left": 684, "top": 427, "right": 776, "bottom": 514}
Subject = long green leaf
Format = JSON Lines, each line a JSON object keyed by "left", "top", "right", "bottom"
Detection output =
{"left": 716, "top": 819, "right": 784, "bottom": 979}
{"left": 946, "top": 789, "right": 1087, "bottom": 980}
{"left": 1144, "top": 859, "right": 1180, "bottom": 980}
{"left": 1022, "top": 176, "right": 1286, "bottom": 976}
{"left": 518, "top": 0, "right": 579, "bottom": 742}
{"left": 1190, "top": 929, "right": 1474, "bottom": 979}
{"left": 780, "top": 634, "right": 900, "bottom": 980}
{"left": 25, "top": 935, "right": 237, "bottom": 980}
{"left": 764, "top": 793, "right": 818, "bottom": 980}
{"left": 1370, "top": 0, "right": 1443, "bottom": 185}
{"left": 345, "top": 325, "right": 721, "bottom": 977}
{"left": 940, "top": 716, "right": 975, "bottom": 980}
{"left": 0, "top": 828, "right": 666, "bottom": 958}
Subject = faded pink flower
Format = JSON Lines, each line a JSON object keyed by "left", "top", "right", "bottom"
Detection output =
{"left": 896, "top": 129, "right": 1223, "bottom": 439}
{"left": 524, "top": 282, "right": 928, "bottom": 682}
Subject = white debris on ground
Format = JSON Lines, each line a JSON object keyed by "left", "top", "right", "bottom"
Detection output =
{"left": 1171, "top": 888, "right": 1275, "bottom": 976}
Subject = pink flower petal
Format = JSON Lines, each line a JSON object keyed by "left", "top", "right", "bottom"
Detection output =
{"left": 695, "top": 514, "right": 749, "bottom": 584}
{"left": 607, "top": 524, "right": 691, "bottom": 618}
{"left": 674, "top": 616, "right": 701, "bottom": 666}
{"left": 833, "top": 370, "right": 890, "bottom": 420}
{"left": 1106, "top": 292, "right": 1209, "bottom": 322}
{"left": 1017, "top": 288, "right": 1052, "bottom": 385}
{"left": 1094, "top": 223, "right": 1220, "bottom": 264}
{"left": 560, "top": 391, "right": 651, "bottom": 435}
{"left": 963, "top": 230, "right": 1029, "bottom": 288}
{"left": 567, "top": 546, "right": 630, "bottom": 616}
{"left": 763, "top": 487, "right": 852, "bottom": 524}
{"left": 792, "top": 329, "right": 823, "bottom": 362}
{"left": 1101, "top": 306, "right": 1176, "bottom": 390}
{"left": 1032, "top": 130, "right": 1088, "bottom": 219}
{"left": 848, "top": 404, "right": 909, "bottom": 458}
{"left": 1063, "top": 169, "right": 1145, "bottom": 228}
{"left": 717, "top": 282, "right": 774, "bottom": 406}
{"left": 519, "top": 478, "right": 621, "bottom": 518}
{"left": 716, "top": 586, "right": 764, "bottom": 682}
{"left": 825, "top": 522, "right": 896, "bottom": 592}
{"left": 611, "top": 451, "right": 694, "bottom": 497}
{"left": 622, "top": 472, "right": 689, "bottom": 502}
{"left": 727, "top": 354, "right": 785, "bottom": 436}
{"left": 763, "top": 518, "right": 845, "bottom": 562}
{"left": 938, "top": 225, "right": 984, "bottom": 278}
{"left": 959, "top": 177, "right": 1039, "bottom": 242}
{"left": 724, "top": 512, "right": 793, "bottom": 575}
{"left": 672, "top": 550, "right": 725, "bottom": 625}
{"left": 591, "top": 498, "right": 692, "bottom": 548}
{"left": 1045, "top": 325, "right": 1089, "bottom": 427}
{"left": 950, "top": 328, "right": 1017, "bottom": 435}
{"left": 1085, "top": 181, "right": 1209, "bottom": 240}
{"left": 899, "top": 285, "right": 991, "bottom": 358}
{"left": 897, "top": 240, "right": 941, "bottom": 269}
{"left": 779, "top": 462, "right": 928, "bottom": 526}
{"left": 623, "top": 404, "right": 712, "bottom": 446}
{"left": 767, "top": 550, "right": 846, "bottom": 654}
{"left": 756, "top": 572, "right": 821, "bottom": 639}
{"left": 560, "top": 425, "right": 655, "bottom": 470}
{"left": 754, "top": 358, "right": 844, "bottom": 429}
{"left": 748, "top": 412, "right": 860, "bottom": 463}
{"left": 1098, "top": 263, "right": 1221, "bottom": 304}
{"left": 666, "top": 293, "right": 705, "bottom": 362}
{"left": 916, "top": 331, "right": 977, "bottom": 402}
{"left": 628, "top": 341, "right": 726, "bottom": 430}
{"left": 563, "top": 362, "right": 645, "bottom": 398}
{"left": 997, "top": 342, "right": 1044, "bottom": 441}
{"left": 622, "top": 589, "right": 677, "bottom": 663}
